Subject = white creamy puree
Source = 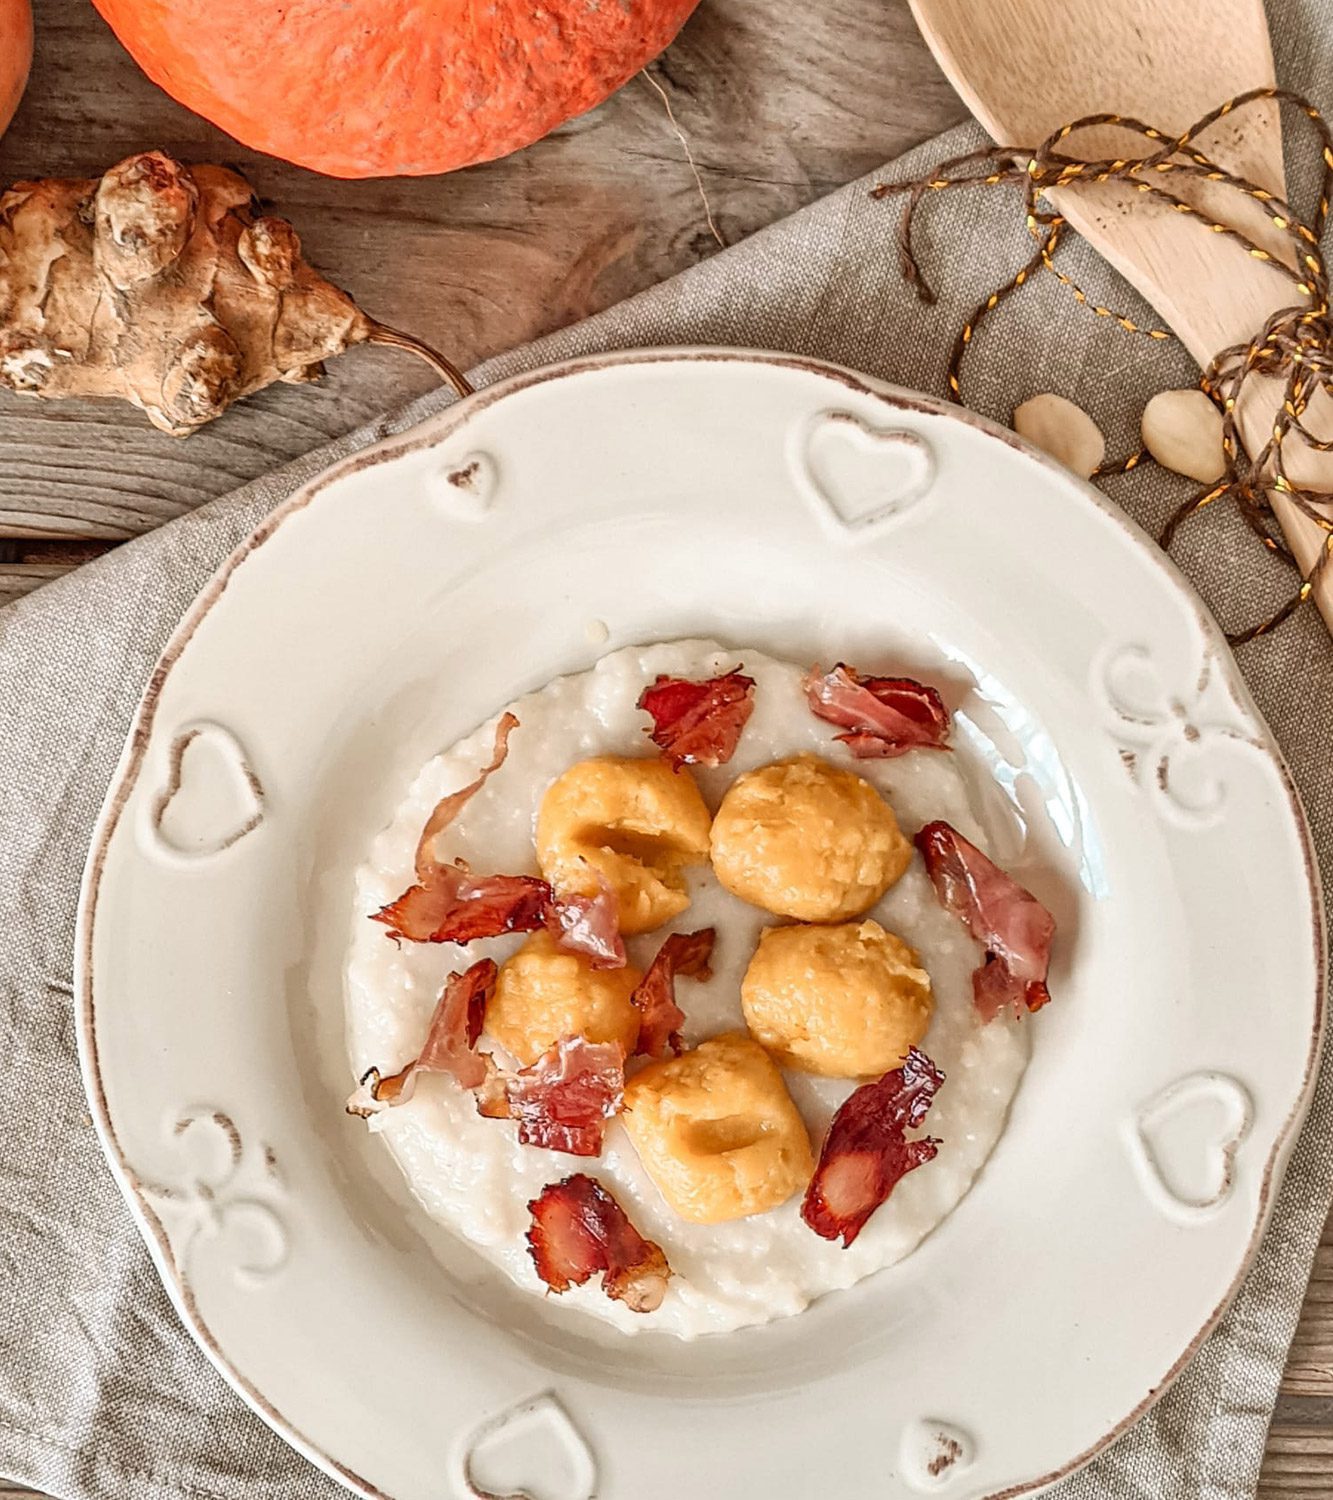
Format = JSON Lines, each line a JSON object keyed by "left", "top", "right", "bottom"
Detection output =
{"left": 345, "top": 640, "right": 1030, "bottom": 1338}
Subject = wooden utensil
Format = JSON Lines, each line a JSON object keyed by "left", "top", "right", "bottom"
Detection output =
{"left": 909, "top": 0, "right": 1333, "bottom": 633}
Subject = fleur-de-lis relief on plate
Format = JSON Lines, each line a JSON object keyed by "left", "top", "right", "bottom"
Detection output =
{"left": 137, "top": 1108, "right": 287, "bottom": 1288}
{"left": 1095, "top": 641, "right": 1264, "bottom": 829}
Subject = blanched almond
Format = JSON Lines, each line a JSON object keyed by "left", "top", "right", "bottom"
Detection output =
{"left": 1013, "top": 393, "right": 1105, "bottom": 479}
{"left": 1141, "top": 389, "right": 1227, "bottom": 483}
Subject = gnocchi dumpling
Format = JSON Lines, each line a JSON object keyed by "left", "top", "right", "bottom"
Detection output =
{"left": 536, "top": 755, "right": 712, "bottom": 935}
{"left": 622, "top": 1032, "right": 813, "bottom": 1223}
{"left": 486, "top": 931, "right": 642, "bottom": 1065}
{"left": 741, "top": 919, "right": 934, "bottom": 1078}
{"left": 709, "top": 754, "right": 912, "bottom": 921}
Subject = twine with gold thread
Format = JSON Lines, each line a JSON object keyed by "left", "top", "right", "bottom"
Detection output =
{"left": 872, "top": 86, "right": 1333, "bottom": 646}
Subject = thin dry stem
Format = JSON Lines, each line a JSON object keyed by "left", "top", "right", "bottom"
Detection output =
{"left": 367, "top": 323, "right": 474, "bottom": 399}
{"left": 642, "top": 69, "right": 724, "bottom": 251}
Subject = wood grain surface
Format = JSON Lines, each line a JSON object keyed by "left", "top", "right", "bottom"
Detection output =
{"left": 0, "top": 0, "right": 964, "bottom": 548}
{"left": 0, "top": 1, "right": 1329, "bottom": 1494}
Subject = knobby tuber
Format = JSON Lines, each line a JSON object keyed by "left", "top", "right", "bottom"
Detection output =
{"left": 0, "top": 151, "right": 468, "bottom": 435}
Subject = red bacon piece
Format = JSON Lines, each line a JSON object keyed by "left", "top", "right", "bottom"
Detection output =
{"left": 638, "top": 668, "right": 756, "bottom": 769}
{"left": 473, "top": 1056, "right": 511, "bottom": 1120}
{"left": 346, "top": 959, "right": 497, "bottom": 1115}
{"left": 374, "top": 711, "right": 632, "bottom": 963}
{"left": 802, "top": 1047, "right": 944, "bottom": 1246}
{"left": 914, "top": 820, "right": 1055, "bottom": 1021}
{"left": 413, "top": 713, "right": 518, "bottom": 876}
{"left": 803, "top": 664, "right": 950, "bottom": 758}
{"left": 376, "top": 866, "right": 632, "bottom": 963}
{"left": 375, "top": 713, "right": 548, "bottom": 944}
{"left": 630, "top": 928, "right": 715, "bottom": 1058}
{"left": 527, "top": 1174, "right": 671, "bottom": 1312}
{"left": 547, "top": 880, "right": 627, "bottom": 970}
{"left": 373, "top": 863, "right": 552, "bottom": 944}
{"left": 503, "top": 1038, "right": 626, "bottom": 1156}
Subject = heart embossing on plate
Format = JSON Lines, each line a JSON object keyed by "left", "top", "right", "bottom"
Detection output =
{"left": 432, "top": 450, "right": 499, "bottom": 521}
{"left": 145, "top": 722, "right": 265, "bottom": 862}
{"left": 459, "top": 1393, "right": 596, "bottom": 1500}
{"left": 899, "top": 1418, "right": 975, "bottom": 1491}
{"left": 795, "top": 409, "right": 935, "bottom": 537}
{"left": 1129, "top": 1072, "right": 1253, "bottom": 1219}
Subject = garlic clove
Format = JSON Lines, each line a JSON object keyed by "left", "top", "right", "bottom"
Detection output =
{"left": 1013, "top": 393, "right": 1105, "bottom": 479}
{"left": 1141, "top": 389, "right": 1227, "bottom": 483}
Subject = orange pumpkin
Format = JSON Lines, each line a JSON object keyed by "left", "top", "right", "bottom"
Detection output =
{"left": 90, "top": 0, "right": 702, "bottom": 180}
{"left": 1, "top": 0, "right": 33, "bottom": 137}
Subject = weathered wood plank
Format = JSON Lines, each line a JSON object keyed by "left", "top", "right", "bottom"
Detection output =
{"left": 1258, "top": 1425, "right": 1333, "bottom": 1495}
{"left": 1282, "top": 1209, "right": 1333, "bottom": 1398}
{"left": 0, "top": 539, "right": 115, "bottom": 605}
{"left": 0, "top": 0, "right": 965, "bottom": 540}
{"left": 0, "top": 562, "right": 74, "bottom": 606}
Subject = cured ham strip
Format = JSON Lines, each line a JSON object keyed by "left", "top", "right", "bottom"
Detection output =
{"left": 527, "top": 1173, "right": 671, "bottom": 1311}
{"left": 373, "top": 863, "right": 551, "bottom": 944}
{"left": 801, "top": 1047, "right": 944, "bottom": 1247}
{"left": 413, "top": 712, "right": 518, "bottom": 877}
{"left": 914, "top": 820, "right": 1055, "bottom": 1021}
{"left": 546, "top": 880, "right": 627, "bottom": 970}
{"left": 630, "top": 927, "right": 715, "bottom": 1058}
{"left": 375, "top": 713, "right": 549, "bottom": 944}
{"left": 502, "top": 1037, "right": 626, "bottom": 1156}
{"left": 473, "top": 1056, "right": 511, "bottom": 1120}
{"left": 373, "top": 711, "right": 630, "bottom": 963}
{"left": 638, "top": 668, "right": 756, "bottom": 769}
{"left": 346, "top": 958, "right": 497, "bottom": 1115}
{"left": 377, "top": 866, "right": 629, "bottom": 960}
{"left": 803, "top": 664, "right": 950, "bottom": 758}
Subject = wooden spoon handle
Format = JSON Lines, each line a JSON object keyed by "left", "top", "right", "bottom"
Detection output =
{"left": 1048, "top": 178, "right": 1333, "bottom": 635}
{"left": 906, "top": 0, "right": 1332, "bottom": 637}
{"left": 1234, "top": 375, "right": 1333, "bottom": 630}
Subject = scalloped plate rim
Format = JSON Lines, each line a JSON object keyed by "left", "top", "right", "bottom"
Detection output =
{"left": 75, "top": 346, "right": 1326, "bottom": 1500}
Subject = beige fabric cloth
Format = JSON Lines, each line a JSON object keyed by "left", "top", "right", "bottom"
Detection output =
{"left": 1, "top": 2, "right": 1331, "bottom": 1496}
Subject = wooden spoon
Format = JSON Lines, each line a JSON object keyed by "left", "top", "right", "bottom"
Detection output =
{"left": 909, "top": 0, "right": 1333, "bottom": 633}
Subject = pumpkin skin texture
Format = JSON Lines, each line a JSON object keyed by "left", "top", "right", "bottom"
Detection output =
{"left": 1, "top": 0, "right": 33, "bottom": 138}
{"left": 89, "top": 0, "right": 704, "bottom": 179}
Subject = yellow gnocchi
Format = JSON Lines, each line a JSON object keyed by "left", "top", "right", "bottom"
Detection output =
{"left": 741, "top": 919, "right": 934, "bottom": 1078}
{"left": 709, "top": 755, "right": 912, "bottom": 921}
{"left": 536, "top": 755, "right": 712, "bottom": 935}
{"left": 622, "top": 1032, "right": 813, "bottom": 1224}
{"left": 486, "top": 931, "right": 642, "bottom": 1065}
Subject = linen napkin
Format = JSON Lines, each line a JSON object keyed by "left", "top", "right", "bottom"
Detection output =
{"left": 2, "top": 0, "right": 1331, "bottom": 1495}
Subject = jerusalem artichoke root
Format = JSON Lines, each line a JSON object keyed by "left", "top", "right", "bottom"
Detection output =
{"left": 0, "top": 151, "right": 468, "bottom": 435}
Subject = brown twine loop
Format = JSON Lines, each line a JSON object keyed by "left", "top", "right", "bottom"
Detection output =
{"left": 871, "top": 86, "right": 1333, "bottom": 646}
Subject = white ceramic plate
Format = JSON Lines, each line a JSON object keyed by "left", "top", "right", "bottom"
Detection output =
{"left": 78, "top": 349, "right": 1324, "bottom": 1500}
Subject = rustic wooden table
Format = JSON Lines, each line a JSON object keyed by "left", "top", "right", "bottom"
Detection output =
{"left": 1, "top": 1, "right": 1330, "bottom": 1493}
